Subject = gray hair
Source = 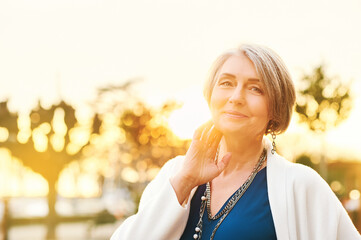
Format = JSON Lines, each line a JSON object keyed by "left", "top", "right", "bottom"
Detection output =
{"left": 203, "top": 44, "right": 296, "bottom": 134}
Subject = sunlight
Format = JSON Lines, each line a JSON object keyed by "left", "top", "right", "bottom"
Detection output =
{"left": 52, "top": 108, "right": 67, "bottom": 136}
{"left": 121, "top": 167, "right": 139, "bottom": 183}
{"left": 77, "top": 174, "right": 99, "bottom": 197}
{"left": 0, "top": 127, "right": 9, "bottom": 142}
{"left": 17, "top": 113, "right": 31, "bottom": 129}
{"left": 17, "top": 129, "right": 31, "bottom": 143}
{"left": 69, "top": 127, "right": 90, "bottom": 146}
{"left": 32, "top": 122, "right": 51, "bottom": 152}
{"left": 50, "top": 134, "right": 65, "bottom": 152}
{"left": 0, "top": 150, "right": 48, "bottom": 197}
{"left": 16, "top": 114, "right": 31, "bottom": 143}
{"left": 39, "top": 122, "right": 51, "bottom": 134}
{"left": 82, "top": 157, "right": 101, "bottom": 173}
{"left": 350, "top": 189, "right": 360, "bottom": 200}
{"left": 23, "top": 172, "right": 48, "bottom": 197}
{"left": 330, "top": 181, "right": 343, "bottom": 193}
{"left": 146, "top": 167, "right": 160, "bottom": 181}
{"left": 103, "top": 126, "right": 122, "bottom": 145}
{"left": 32, "top": 131, "right": 48, "bottom": 152}
{"left": 56, "top": 158, "right": 106, "bottom": 198}
{"left": 57, "top": 169, "right": 77, "bottom": 198}
{"left": 66, "top": 142, "right": 82, "bottom": 155}
{"left": 168, "top": 90, "right": 211, "bottom": 140}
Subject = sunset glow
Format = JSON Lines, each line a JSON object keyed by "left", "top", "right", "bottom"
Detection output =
{"left": 168, "top": 89, "right": 211, "bottom": 140}
{"left": 0, "top": 1, "right": 360, "bottom": 231}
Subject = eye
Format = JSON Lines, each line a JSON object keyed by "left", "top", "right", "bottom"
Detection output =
{"left": 218, "top": 79, "right": 234, "bottom": 87}
{"left": 249, "top": 86, "right": 263, "bottom": 94}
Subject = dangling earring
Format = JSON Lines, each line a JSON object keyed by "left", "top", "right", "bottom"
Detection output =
{"left": 271, "top": 132, "right": 276, "bottom": 154}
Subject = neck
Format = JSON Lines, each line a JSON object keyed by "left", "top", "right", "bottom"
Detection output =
{"left": 218, "top": 133, "right": 264, "bottom": 176}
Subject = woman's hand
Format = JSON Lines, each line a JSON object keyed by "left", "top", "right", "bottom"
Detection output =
{"left": 170, "top": 121, "right": 232, "bottom": 205}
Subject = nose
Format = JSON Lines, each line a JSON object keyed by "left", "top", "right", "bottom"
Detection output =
{"left": 229, "top": 87, "right": 245, "bottom": 105}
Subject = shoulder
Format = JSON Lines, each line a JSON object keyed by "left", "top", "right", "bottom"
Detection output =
{"left": 268, "top": 150, "right": 324, "bottom": 183}
{"left": 263, "top": 137, "right": 320, "bottom": 182}
{"left": 274, "top": 154, "right": 330, "bottom": 191}
{"left": 286, "top": 160, "right": 327, "bottom": 187}
{"left": 269, "top": 152, "right": 331, "bottom": 194}
{"left": 279, "top": 156, "right": 340, "bottom": 206}
{"left": 287, "top": 161, "right": 321, "bottom": 181}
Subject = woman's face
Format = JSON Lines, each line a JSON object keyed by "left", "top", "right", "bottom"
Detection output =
{"left": 210, "top": 54, "right": 269, "bottom": 138}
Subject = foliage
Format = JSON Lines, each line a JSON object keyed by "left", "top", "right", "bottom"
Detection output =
{"left": 0, "top": 100, "right": 95, "bottom": 184}
{"left": 295, "top": 154, "right": 318, "bottom": 172}
{"left": 96, "top": 81, "right": 190, "bottom": 169}
{"left": 0, "top": 100, "right": 99, "bottom": 239}
{"left": 119, "top": 101, "right": 188, "bottom": 168}
{"left": 0, "top": 101, "right": 18, "bottom": 134}
{"left": 0, "top": 80, "right": 191, "bottom": 233}
{"left": 295, "top": 65, "right": 352, "bottom": 132}
{"left": 94, "top": 82, "right": 190, "bottom": 206}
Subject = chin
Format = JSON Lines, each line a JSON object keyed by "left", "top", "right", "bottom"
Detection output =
{"left": 215, "top": 122, "right": 266, "bottom": 139}
{"left": 214, "top": 123, "right": 244, "bottom": 135}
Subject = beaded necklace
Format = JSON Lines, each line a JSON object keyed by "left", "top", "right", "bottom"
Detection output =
{"left": 192, "top": 148, "right": 267, "bottom": 240}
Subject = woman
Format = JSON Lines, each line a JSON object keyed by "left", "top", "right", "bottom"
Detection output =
{"left": 111, "top": 44, "right": 360, "bottom": 239}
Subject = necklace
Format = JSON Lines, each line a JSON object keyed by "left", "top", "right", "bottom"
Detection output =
{"left": 192, "top": 148, "right": 267, "bottom": 240}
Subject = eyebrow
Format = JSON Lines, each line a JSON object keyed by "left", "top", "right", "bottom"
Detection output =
{"left": 219, "top": 73, "right": 261, "bottom": 82}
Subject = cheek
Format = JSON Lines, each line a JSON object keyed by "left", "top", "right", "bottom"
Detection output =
{"left": 249, "top": 97, "right": 269, "bottom": 119}
{"left": 209, "top": 98, "right": 218, "bottom": 120}
{"left": 209, "top": 93, "right": 225, "bottom": 125}
{"left": 209, "top": 91, "right": 225, "bottom": 112}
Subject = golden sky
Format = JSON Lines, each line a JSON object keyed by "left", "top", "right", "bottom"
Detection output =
{"left": 1, "top": 0, "right": 361, "bottom": 157}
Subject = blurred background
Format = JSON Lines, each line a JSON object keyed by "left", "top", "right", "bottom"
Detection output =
{"left": 0, "top": 0, "right": 361, "bottom": 239}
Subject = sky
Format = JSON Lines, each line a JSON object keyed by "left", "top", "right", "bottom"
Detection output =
{"left": 1, "top": 0, "right": 361, "bottom": 159}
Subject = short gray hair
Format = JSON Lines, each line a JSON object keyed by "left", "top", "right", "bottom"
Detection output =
{"left": 203, "top": 44, "right": 296, "bottom": 134}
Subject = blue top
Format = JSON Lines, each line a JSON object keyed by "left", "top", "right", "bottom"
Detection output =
{"left": 180, "top": 167, "right": 277, "bottom": 239}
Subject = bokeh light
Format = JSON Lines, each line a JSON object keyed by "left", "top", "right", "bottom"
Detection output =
{"left": 350, "top": 189, "right": 361, "bottom": 200}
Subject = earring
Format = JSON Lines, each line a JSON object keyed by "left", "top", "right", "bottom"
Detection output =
{"left": 271, "top": 132, "right": 276, "bottom": 154}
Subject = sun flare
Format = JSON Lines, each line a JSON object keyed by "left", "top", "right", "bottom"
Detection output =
{"left": 168, "top": 90, "right": 211, "bottom": 140}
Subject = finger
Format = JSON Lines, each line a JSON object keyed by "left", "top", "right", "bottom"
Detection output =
{"left": 193, "top": 121, "right": 211, "bottom": 140}
{"left": 205, "top": 143, "right": 218, "bottom": 161}
{"left": 192, "top": 128, "right": 202, "bottom": 140}
{"left": 210, "top": 125, "right": 222, "bottom": 142}
{"left": 205, "top": 125, "right": 222, "bottom": 148}
{"left": 203, "top": 120, "right": 221, "bottom": 142}
{"left": 208, "top": 129, "right": 221, "bottom": 149}
{"left": 217, "top": 152, "right": 232, "bottom": 172}
{"left": 203, "top": 126, "right": 221, "bottom": 155}
{"left": 200, "top": 121, "right": 213, "bottom": 141}
{"left": 204, "top": 124, "right": 215, "bottom": 143}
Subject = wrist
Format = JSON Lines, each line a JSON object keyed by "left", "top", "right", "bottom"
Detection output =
{"left": 170, "top": 173, "right": 196, "bottom": 205}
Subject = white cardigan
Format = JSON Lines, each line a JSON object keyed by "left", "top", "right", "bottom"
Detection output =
{"left": 111, "top": 139, "right": 361, "bottom": 240}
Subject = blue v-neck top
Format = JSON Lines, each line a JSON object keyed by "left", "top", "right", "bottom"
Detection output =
{"left": 180, "top": 167, "right": 277, "bottom": 239}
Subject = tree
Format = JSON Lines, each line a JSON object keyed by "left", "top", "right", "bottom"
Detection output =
{"left": 295, "top": 65, "right": 353, "bottom": 178}
{"left": 0, "top": 100, "right": 100, "bottom": 239}
{"left": 94, "top": 82, "right": 190, "bottom": 206}
{"left": 295, "top": 154, "right": 318, "bottom": 171}
{"left": 0, "top": 100, "right": 19, "bottom": 240}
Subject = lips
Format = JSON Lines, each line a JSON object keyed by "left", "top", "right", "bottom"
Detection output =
{"left": 223, "top": 110, "right": 248, "bottom": 118}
